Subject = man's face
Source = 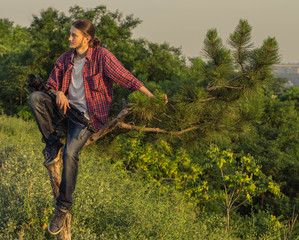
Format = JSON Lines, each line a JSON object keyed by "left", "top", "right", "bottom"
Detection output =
{"left": 68, "top": 26, "right": 90, "bottom": 50}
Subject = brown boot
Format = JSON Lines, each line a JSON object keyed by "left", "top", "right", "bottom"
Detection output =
{"left": 47, "top": 208, "right": 68, "bottom": 235}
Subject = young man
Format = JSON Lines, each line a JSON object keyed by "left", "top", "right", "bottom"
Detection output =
{"left": 29, "top": 19, "right": 154, "bottom": 235}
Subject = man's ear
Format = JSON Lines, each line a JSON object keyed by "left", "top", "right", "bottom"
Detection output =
{"left": 85, "top": 36, "right": 91, "bottom": 44}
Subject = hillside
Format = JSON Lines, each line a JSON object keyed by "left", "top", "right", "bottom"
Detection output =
{"left": 0, "top": 115, "right": 297, "bottom": 239}
{"left": 0, "top": 115, "right": 203, "bottom": 239}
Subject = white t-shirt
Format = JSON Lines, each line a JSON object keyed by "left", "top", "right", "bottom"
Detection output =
{"left": 67, "top": 57, "right": 89, "bottom": 117}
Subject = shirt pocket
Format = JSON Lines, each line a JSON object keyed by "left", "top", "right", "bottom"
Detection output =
{"left": 87, "top": 74, "right": 105, "bottom": 92}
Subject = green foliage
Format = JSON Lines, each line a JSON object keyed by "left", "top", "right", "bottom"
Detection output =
{"left": 1, "top": 115, "right": 297, "bottom": 239}
{"left": 16, "top": 103, "right": 34, "bottom": 121}
{"left": 0, "top": 19, "right": 13, "bottom": 56}
{"left": 0, "top": 20, "right": 32, "bottom": 115}
{"left": 228, "top": 19, "right": 253, "bottom": 72}
{"left": 279, "top": 87, "right": 299, "bottom": 110}
{"left": 202, "top": 145, "right": 281, "bottom": 200}
{"left": 0, "top": 116, "right": 53, "bottom": 239}
{"left": 128, "top": 90, "right": 168, "bottom": 123}
{"left": 239, "top": 95, "right": 299, "bottom": 199}
{"left": 117, "top": 19, "right": 281, "bottom": 146}
{"left": 29, "top": 8, "right": 71, "bottom": 77}
{"left": 133, "top": 41, "right": 187, "bottom": 82}
{"left": 72, "top": 157, "right": 201, "bottom": 240}
{"left": 113, "top": 136, "right": 284, "bottom": 231}
{"left": 188, "top": 57, "right": 205, "bottom": 81}
{"left": 200, "top": 145, "right": 282, "bottom": 233}
{"left": 113, "top": 135, "right": 202, "bottom": 192}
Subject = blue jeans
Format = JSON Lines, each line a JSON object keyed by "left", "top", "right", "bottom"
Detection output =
{"left": 29, "top": 91, "right": 93, "bottom": 210}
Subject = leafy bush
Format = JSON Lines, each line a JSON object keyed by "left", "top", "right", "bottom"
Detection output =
{"left": 112, "top": 134, "right": 202, "bottom": 194}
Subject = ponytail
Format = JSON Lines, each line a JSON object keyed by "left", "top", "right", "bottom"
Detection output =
{"left": 90, "top": 37, "right": 100, "bottom": 48}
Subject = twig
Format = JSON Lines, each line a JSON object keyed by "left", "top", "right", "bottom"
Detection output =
{"left": 205, "top": 75, "right": 245, "bottom": 92}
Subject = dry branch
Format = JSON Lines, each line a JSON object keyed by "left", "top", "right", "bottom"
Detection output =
{"left": 84, "top": 105, "right": 134, "bottom": 147}
{"left": 118, "top": 122, "right": 200, "bottom": 135}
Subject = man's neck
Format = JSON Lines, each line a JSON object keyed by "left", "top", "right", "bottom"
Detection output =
{"left": 75, "top": 46, "right": 88, "bottom": 60}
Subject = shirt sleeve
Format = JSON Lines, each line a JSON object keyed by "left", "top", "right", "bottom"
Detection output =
{"left": 46, "top": 58, "right": 63, "bottom": 91}
{"left": 103, "top": 50, "right": 144, "bottom": 92}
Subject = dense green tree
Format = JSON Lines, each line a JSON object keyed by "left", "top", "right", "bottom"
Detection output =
{"left": 0, "top": 19, "right": 32, "bottom": 114}
{"left": 0, "top": 19, "right": 14, "bottom": 56}
{"left": 187, "top": 57, "right": 205, "bottom": 81}
{"left": 234, "top": 89, "right": 299, "bottom": 200}
{"left": 29, "top": 8, "right": 71, "bottom": 77}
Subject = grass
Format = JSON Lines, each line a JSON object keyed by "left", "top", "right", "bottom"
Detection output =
{"left": 0, "top": 115, "right": 296, "bottom": 239}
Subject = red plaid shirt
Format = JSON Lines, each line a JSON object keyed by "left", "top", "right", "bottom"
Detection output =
{"left": 46, "top": 47, "right": 144, "bottom": 131}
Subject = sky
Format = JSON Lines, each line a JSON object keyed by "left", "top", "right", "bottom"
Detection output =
{"left": 1, "top": 0, "right": 298, "bottom": 63}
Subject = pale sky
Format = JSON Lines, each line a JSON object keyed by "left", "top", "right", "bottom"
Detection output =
{"left": 1, "top": 0, "right": 298, "bottom": 63}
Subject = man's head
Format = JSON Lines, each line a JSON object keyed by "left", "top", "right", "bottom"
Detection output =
{"left": 69, "top": 19, "right": 100, "bottom": 50}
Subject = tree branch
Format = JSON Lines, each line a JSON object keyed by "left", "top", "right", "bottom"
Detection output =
{"left": 231, "top": 199, "right": 248, "bottom": 211}
{"left": 118, "top": 122, "right": 200, "bottom": 135}
{"left": 84, "top": 106, "right": 134, "bottom": 147}
{"left": 200, "top": 97, "right": 217, "bottom": 102}
{"left": 209, "top": 196, "right": 226, "bottom": 209}
{"left": 205, "top": 75, "right": 245, "bottom": 92}
{"left": 84, "top": 101, "right": 201, "bottom": 147}
{"left": 228, "top": 186, "right": 236, "bottom": 209}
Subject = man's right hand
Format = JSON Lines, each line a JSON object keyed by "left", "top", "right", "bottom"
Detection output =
{"left": 56, "top": 91, "right": 70, "bottom": 114}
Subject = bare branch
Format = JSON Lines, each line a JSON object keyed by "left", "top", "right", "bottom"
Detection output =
{"left": 231, "top": 199, "right": 248, "bottom": 211}
{"left": 118, "top": 122, "right": 201, "bottom": 136}
{"left": 84, "top": 106, "right": 134, "bottom": 147}
{"left": 200, "top": 97, "right": 217, "bottom": 102}
{"left": 228, "top": 186, "right": 236, "bottom": 208}
{"left": 223, "top": 85, "right": 243, "bottom": 90}
{"left": 230, "top": 193, "right": 241, "bottom": 207}
{"left": 209, "top": 196, "right": 226, "bottom": 209}
{"left": 84, "top": 101, "right": 201, "bottom": 147}
{"left": 119, "top": 123, "right": 169, "bottom": 133}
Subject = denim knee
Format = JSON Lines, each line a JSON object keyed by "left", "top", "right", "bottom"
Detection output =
{"left": 63, "top": 150, "right": 79, "bottom": 164}
{"left": 29, "top": 91, "right": 44, "bottom": 108}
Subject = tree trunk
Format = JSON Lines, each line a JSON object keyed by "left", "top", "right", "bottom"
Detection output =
{"left": 225, "top": 208, "right": 230, "bottom": 235}
{"left": 45, "top": 148, "right": 71, "bottom": 240}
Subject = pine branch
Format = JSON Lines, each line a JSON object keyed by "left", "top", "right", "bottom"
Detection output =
{"left": 205, "top": 75, "right": 244, "bottom": 91}
{"left": 84, "top": 101, "right": 201, "bottom": 146}
{"left": 200, "top": 97, "right": 218, "bottom": 102}
{"left": 223, "top": 85, "right": 243, "bottom": 90}
{"left": 118, "top": 122, "right": 201, "bottom": 135}
{"left": 228, "top": 19, "right": 253, "bottom": 71}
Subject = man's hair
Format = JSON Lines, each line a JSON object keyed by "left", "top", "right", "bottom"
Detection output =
{"left": 72, "top": 19, "right": 100, "bottom": 48}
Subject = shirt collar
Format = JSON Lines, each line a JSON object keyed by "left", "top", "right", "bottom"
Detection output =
{"left": 70, "top": 47, "right": 92, "bottom": 64}
{"left": 70, "top": 49, "right": 75, "bottom": 65}
{"left": 85, "top": 47, "right": 92, "bottom": 61}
